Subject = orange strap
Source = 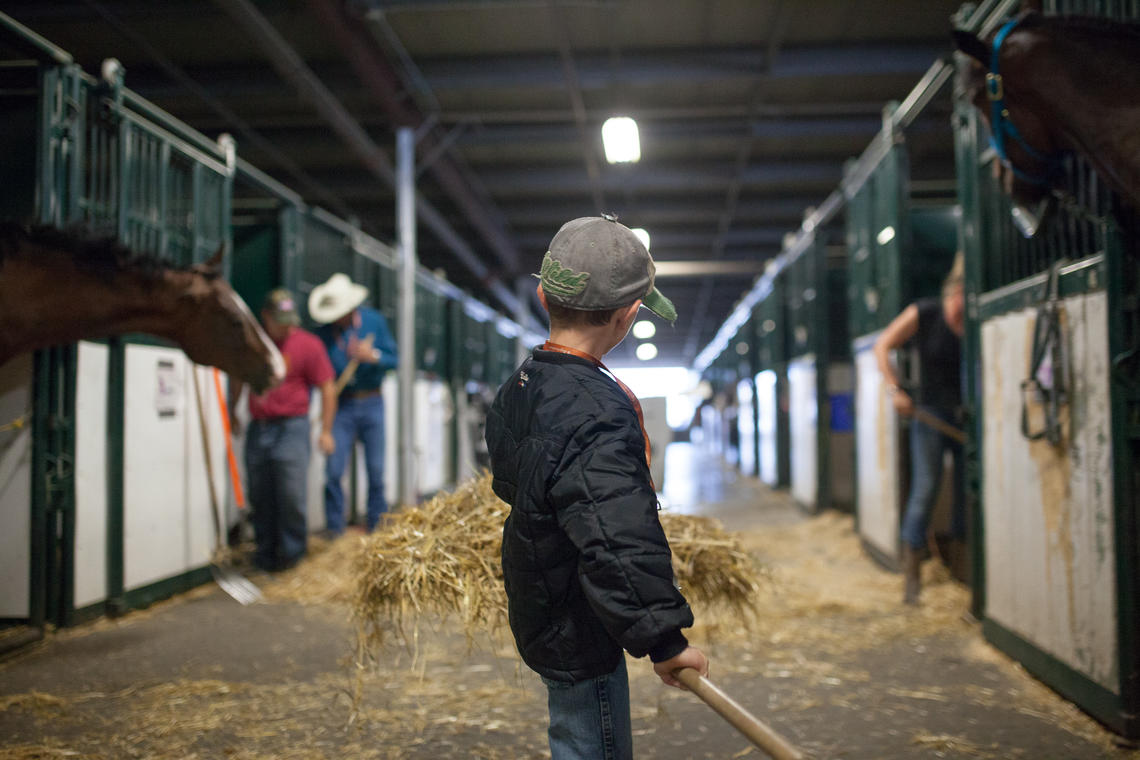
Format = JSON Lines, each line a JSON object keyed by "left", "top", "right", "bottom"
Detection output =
{"left": 542, "top": 342, "right": 654, "bottom": 487}
{"left": 212, "top": 368, "right": 245, "bottom": 509}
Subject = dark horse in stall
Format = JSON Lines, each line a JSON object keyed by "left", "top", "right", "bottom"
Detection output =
{"left": 0, "top": 223, "right": 284, "bottom": 393}
{"left": 953, "top": 12, "right": 1140, "bottom": 236}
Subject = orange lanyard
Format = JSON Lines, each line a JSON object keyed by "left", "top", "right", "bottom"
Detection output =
{"left": 541, "top": 342, "right": 654, "bottom": 485}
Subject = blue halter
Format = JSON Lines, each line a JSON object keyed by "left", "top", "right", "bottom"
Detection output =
{"left": 986, "top": 17, "right": 1062, "bottom": 186}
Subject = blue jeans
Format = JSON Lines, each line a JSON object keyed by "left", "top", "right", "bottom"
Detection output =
{"left": 901, "top": 406, "right": 965, "bottom": 550}
{"left": 245, "top": 417, "right": 311, "bottom": 570}
{"left": 541, "top": 658, "right": 633, "bottom": 760}
{"left": 324, "top": 394, "right": 387, "bottom": 533}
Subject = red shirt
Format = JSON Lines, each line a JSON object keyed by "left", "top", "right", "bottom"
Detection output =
{"left": 248, "top": 327, "right": 334, "bottom": 420}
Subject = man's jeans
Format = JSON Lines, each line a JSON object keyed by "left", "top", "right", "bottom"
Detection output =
{"left": 245, "top": 416, "right": 311, "bottom": 570}
{"left": 541, "top": 658, "right": 633, "bottom": 760}
{"left": 324, "top": 394, "right": 388, "bottom": 533}
{"left": 900, "top": 406, "right": 965, "bottom": 550}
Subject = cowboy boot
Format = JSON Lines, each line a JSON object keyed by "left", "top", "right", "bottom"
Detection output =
{"left": 902, "top": 545, "right": 922, "bottom": 606}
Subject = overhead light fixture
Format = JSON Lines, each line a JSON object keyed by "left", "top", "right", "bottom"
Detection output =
{"left": 630, "top": 227, "right": 650, "bottom": 251}
{"left": 632, "top": 320, "right": 656, "bottom": 340}
{"left": 636, "top": 342, "right": 658, "bottom": 361}
{"left": 602, "top": 116, "right": 640, "bottom": 163}
{"left": 876, "top": 226, "right": 896, "bottom": 245}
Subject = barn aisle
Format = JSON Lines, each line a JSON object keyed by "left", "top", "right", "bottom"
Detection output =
{"left": 0, "top": 444, "right": 1134, "bottom": 759}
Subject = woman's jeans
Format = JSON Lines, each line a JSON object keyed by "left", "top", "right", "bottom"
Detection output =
{"left": 324, "top": 394, "right": 388, "bottom": 533}
{"left": 541, "top": 658, "right": 633, "bottom": 760}
{"left": 900, "top": 406, "right": 965, "bottom": 551}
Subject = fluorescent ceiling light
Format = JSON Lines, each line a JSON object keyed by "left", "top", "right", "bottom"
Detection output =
{"left": 876, "top": 226, "right": 896, "bottom": 245}
{"left": 635, "top": 342, "right": 658, "bottom": 361}
{"left": 602, "top": 116, "right": 640, "bottom": 163}
{"left": 630, "top": 227, "right": 650, "bottom": 251}
{"left": 632, "top": 320, "right": 656, "bottom": 340}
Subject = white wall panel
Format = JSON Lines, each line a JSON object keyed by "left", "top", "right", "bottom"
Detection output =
{"left": 0, "top": 354, "right": 33, "bottom": 618}
{"left": 854, "top": 336, "right": 901, "bottom": 560}
{"left": 788, "top": 355, "right": 818, "bottom": 508}
{"left": 384, "top": 373, "right": 398, "bottom": 506}
{"left": 74, "top": 343, "right": 109, "bottom": 608}
{"left": 982, "top": 292, "right": 1117, "bottom": 691}
{"left": 414, "top": 378, "right": 452, "bottom": 496}
{"left": 736, "top": 380, "right": 756, "bottom": 478}
{"left": 123, "top": 347, "right": 221, "bottom": 590}
{"left": 756, "top": 370, "right": 779, "bottom": 486}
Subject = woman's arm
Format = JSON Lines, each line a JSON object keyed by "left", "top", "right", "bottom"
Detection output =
{"left": 873, "top": 303, "right": 919, "bottom": 416}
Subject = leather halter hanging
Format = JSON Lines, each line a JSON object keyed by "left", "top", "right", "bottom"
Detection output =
{"left": 541, "top": 341, "right": 655, "bottom": 488}
{"left": 986, "top": 17, "right": 1063, "bottom": 187}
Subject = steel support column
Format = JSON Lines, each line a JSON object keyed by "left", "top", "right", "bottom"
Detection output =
{"left": 396, "top": 127, "right": 417, "bottom": 508}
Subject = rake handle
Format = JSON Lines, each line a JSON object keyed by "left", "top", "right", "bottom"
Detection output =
{"left": 912, "top": 407, "right": 967, "bottom": 444}
{"left": 674, "top": 668, "right": 805, "bottom": 760}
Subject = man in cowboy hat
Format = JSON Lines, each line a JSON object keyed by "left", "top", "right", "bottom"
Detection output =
{"left": 309, "top": 273, "right": 398, "bottom": 534}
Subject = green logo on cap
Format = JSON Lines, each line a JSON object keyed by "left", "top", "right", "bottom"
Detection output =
{"left": 539, "top": 252, "right": 590, "bottom": 298}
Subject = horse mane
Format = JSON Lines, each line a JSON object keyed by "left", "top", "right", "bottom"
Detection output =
{"left": 0, "top": 222, "right": 204, "bottom": 283}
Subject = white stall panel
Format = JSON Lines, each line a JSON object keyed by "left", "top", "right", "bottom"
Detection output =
{"left": 736, "top": 380, "right": 756, "bottom": 478}
{"left": 123, "top": 348, "right": 221, "bottom": 590}
{"left": 414, "top": 378, "right": 453, "bottom": 496}
{"left": 306, "top": 391, "right": 326, "bottom": 532}
{"left": 74, "top": 342, "right": 109, "bottom": 609}
{"left": 982, "top": 291, "right": 1117, "bottom": 691}
{"left": 788, "top": 355, "right": 818, "bottom": 509}
{"left": 756, "top": 370, "right": 779, "bottom": 486}
{"left": 854, "top": 335, "right": 901, "bottom": 560}
{"left": 640, "top": 397, "right": 670, "bottom": 493}
{"left": 0, "top": 354, "right": 33, "bottom": 618}
{"left": 384, "top": 373, "right": 398, "bottom": 506}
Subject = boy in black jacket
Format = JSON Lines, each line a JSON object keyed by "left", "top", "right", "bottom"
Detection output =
{"left": 485, "top": 216, "right": 709, "bottom": 760}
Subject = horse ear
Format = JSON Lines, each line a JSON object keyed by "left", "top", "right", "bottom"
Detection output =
{"left": 951, "top": 29, "right": 989, "bottom": 66}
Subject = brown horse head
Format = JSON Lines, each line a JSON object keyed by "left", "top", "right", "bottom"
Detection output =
{"left": 173, "top": 248, "right": 286, "bottom": 393}
{"left": 953, "top": 13, "right": 1061, "bottom": 236}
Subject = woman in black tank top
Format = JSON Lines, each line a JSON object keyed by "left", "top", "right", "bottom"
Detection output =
{"left": 873, "top": 255, "right": 965, "bottom": 605}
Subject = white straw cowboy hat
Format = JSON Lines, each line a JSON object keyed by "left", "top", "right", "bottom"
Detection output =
{"left": 308, "top": 273, "right": 369, "bottom": 324}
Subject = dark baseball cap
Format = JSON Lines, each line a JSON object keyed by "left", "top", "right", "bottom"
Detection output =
{"left": 536, "top": 215, "right": 676, "bottom": 324}
{"left": 262, "top": 288, "right": 300, "bottom": 326}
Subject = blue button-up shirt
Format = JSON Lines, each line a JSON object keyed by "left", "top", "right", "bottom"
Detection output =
{"left": 316, "top": 306, "right": 398, "bottom": 393}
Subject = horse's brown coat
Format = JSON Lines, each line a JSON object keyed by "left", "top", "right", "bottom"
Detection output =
{"left": 0, "top": 224, "right": 284, "bottom": 392}
{"left": 954, "top": 13, "right": 1140, "bottom": 214}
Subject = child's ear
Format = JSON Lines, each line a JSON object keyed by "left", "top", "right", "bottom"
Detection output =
{"left": 536, "top": 283, "right": 549, "bottom": 311}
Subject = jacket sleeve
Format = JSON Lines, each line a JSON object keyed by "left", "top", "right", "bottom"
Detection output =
{"left": 548, "top": 413, "right": 693, "bottom": 660}
{"left": 373, "top": 312, "right": 398, "bottom": 372}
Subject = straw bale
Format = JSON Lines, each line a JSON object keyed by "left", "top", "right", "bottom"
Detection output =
{"left": 350, "top": 473, "right": 766, "bottom": 654}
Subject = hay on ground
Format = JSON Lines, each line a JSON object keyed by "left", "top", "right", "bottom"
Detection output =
{"left": 351, "top": 473, "right": 766, "bottom": 654}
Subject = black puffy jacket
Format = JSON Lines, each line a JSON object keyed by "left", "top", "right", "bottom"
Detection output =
{"left": 485, "top": 347, "right": 693, "bottom": 683}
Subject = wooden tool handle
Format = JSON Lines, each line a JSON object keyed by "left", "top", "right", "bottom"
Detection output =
{"left": 912, "top": 407, "right": 967, "bottom": 444}
{"left": 675, "top": 668, "right": 805, "bottom": 760}
{"left": 334, "top": 333, "right": 375, "bottom": 394}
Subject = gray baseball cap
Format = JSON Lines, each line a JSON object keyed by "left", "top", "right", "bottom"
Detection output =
{"left": 537, "top": 215, "right": 677, "bottom": 324}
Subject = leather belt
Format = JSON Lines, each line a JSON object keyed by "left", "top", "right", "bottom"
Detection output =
{"left": 343, "top": 388, "right": 382, "bottom": 400}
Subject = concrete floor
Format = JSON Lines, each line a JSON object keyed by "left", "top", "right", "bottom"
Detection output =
{"left": 1, "top": 443, "right": 1136, "bottom": 759}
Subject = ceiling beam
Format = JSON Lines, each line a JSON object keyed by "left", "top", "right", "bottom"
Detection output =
{"left": 210, "top": 0, "right": 527, "bottom": 317}
{"left": 409, "top": 44, "right": 950, "bottom": 90}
